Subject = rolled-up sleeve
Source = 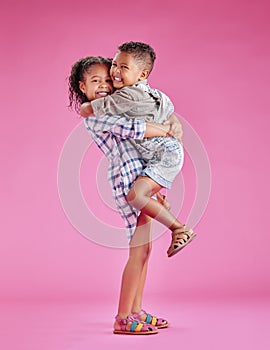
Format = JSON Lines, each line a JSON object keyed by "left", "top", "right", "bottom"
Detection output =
{"left": 84, "top": 114, "right": 146, "bottom": 140}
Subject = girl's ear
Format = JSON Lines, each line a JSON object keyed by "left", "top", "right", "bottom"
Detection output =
{"left": 139, "top": 69, "right": 149, "bottom": 81}
{"left": 79, "top": 81, "right": 86, "bottom": 93}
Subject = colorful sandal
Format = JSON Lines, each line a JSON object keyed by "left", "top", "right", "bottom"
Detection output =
{"left": 132, "top": 310, "right": 169, "bottom": 329}
{"left": 167, "top": 225, "right": 196, "bottom": 257}
{"left": 113, "top": 315, "right": 158, "bottom": 335}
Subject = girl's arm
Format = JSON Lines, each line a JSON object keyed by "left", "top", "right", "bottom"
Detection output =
{"left": 79, "top": 102, "right": 174, "bottom": 139}
{"left": 83, "top": 108, "right": 182, "bottom": 141}
{"left": 145, "top": 113, "right": 183, "bottom": 142}
{"left": 84, "top": 114, "right": 146, "bottom": 140}
{"left": 144, "top": 122, "right": 171, "bottom": 138}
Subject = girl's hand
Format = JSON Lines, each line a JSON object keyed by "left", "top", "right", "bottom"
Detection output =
{"left": 156, "top": 192, "right": 171, "bottom": 211}
{"left": 163, "top": 113, "right": 183, "bottom": 143}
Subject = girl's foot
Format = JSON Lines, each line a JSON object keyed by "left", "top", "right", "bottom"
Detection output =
{"left": 167, "top": 225, "right": 196, "bottom": 257}
{"left": 113, "top": 315, "right": 158, "bottom": 335}
{"left": 132, "top": 310, "right": 169, "bottom": 329}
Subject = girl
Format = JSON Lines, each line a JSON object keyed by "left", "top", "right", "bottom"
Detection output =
{"left": 68, "top": 56, "right": 181, "bottom": 335}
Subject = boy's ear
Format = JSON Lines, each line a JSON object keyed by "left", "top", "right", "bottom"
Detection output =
{"left": 139, "top": 69, "right": 149, "bottom": 80}
{"left": 79, "top": 81, "right": 86, "bottom": 93}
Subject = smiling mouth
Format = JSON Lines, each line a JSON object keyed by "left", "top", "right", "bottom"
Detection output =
{"left": 96, "top": 91, "right": 110, "bottom": 97}
{"left": 113, "top": 77, "right": 123, "bottom": 82}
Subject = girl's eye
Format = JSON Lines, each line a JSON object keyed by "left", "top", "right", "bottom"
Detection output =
{"left": 112, "top": 63, "right": 117, "bottom": 67}
{"left": 92, "top": 79, "right": 99, "bottom": 83}
{"left": 121, "top": 65, "right": 128, "bottom": 69}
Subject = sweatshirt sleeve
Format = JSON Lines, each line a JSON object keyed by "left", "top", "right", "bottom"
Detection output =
{"left": 90, "top": 86, "right": 150, "bottom": 117}
{"left": 84, "top": 114, "right": 146, "bottom": 140}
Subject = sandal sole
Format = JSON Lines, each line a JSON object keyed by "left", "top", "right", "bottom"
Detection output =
{"left": 113, "top": 329, "right": 158, "bottom": 335}
{"left": 157, "top": 323, "right": 170, "bottom": 329}
{"left": 167, "top": 233, "right": 197, "bottom": 257}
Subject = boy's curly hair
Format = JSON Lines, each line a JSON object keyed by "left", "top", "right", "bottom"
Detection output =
{"left": 118, "top": 41, "right": 156, "bottom": 74}
{"left": 68, "top": 56, "right": 112, "bottom": 113}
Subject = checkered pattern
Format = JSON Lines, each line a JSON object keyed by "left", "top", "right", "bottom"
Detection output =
{"left": 84, "top": 114, "right": 146, "bottom": 241}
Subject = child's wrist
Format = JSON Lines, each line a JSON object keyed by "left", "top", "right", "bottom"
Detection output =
{"left": 164, "top": 124, "right": 171, "bottom": 136}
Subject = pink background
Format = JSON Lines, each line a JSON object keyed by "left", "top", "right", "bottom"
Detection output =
{"left": 1, "top": 0, "right": 270, "bottom": 349}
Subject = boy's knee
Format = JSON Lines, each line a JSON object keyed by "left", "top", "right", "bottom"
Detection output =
{"left": 126, "top": 189, "right": 135, "bottom": 203}
{"left": 126, "top": 187, "right": 146, "bottom": 209}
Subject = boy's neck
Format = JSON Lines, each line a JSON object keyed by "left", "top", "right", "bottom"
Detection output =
{"left": 115, "top": 79, "right": 148, "bottom": 90}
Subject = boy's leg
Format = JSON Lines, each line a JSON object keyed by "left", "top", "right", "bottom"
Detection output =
{"left": 126, "top": 176, "right": 183, "bottom": 230}
{"left": 126, "top": 176, "right": 196, "bottom": 257}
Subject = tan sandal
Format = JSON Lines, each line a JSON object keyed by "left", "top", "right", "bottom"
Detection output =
{"left": 167, "top": 225, "right": 196, "bottom": 257}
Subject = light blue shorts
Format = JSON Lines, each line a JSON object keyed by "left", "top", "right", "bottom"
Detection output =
{"left": 141, "top": 140, "right": 184, "bottom": 189}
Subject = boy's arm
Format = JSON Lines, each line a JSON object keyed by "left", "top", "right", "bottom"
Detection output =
{"left": 80, "top": 102, "right": 94, "bottom": 117}
{"left": 82, "top": 87, "right": 151, "bottom": 117}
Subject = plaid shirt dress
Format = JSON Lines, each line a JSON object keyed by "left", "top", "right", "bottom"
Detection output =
{"left": 84, "top": 114, "right": 146, "bottom": 241}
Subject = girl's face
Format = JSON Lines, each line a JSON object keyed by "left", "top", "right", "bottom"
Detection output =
{"left": 110, "top": 51, "right": 148, "bottom": 89}
{"left": 79, "top": 64, "right": 114, "bottom": 101}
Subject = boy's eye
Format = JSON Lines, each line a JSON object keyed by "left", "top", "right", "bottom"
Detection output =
{"left": 91, "top": 79, "right": 99, "bottom": 83}
{"left": 112, "top": 63, "right": 117, "bottom": 67}
{"left": 121, "top": 65, "right": 128, "bottom": 69}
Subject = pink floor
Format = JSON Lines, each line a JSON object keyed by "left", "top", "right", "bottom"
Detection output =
{"left": 1, "top": 297, "right": 269, "bottom": 350}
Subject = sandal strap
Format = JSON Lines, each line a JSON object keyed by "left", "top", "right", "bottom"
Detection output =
{"left": 172, "top": 226, "right": 193, "bottom": 241}
{"left": 133, "top": 310, "right": 167, "bottom": 327}
{"left": 115, "top": 314, "right": 156, "bottom": 332}
{"left": 167, "top": 225, "right": 196, "bottom": 257}
{"left": 115, "top": 315, "right": 136, "bottom": 331}
{"left": 130, "top": 321, "right": 139, "bottom": 332}
{"left": 145, "top": 314, "right": 152, "bottom": 324}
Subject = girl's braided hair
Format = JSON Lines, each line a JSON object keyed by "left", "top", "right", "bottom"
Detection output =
{"left": 68, "top": 56, "right": 112, "bottom": 113}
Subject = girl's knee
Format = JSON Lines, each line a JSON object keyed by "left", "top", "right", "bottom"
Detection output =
{"left": 130, "top": 244, "right": 152, "bottom": 264}
{"left": 146, "top": 244, "right": 152, "bottom": 258}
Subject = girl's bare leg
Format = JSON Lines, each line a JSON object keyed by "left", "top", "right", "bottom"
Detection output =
{"left": 114, "top": 213, "right": 152, "bottom": 330}
{"left": 131, "top": 237, "right": 152, "bottom": 313}
{"left": 131, "top": 193, "right": 169, "bottom": 313}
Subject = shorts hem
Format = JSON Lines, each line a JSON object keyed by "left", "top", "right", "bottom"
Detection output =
{"left": 141, "top": 170, "right": 172, "bottom": 189}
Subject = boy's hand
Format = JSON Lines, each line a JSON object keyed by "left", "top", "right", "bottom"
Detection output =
{"left": 80, "top": 102, "right": 94, "bottom": 118}
{"left": 163, "top": 113, "right": 183, "bottom": 143}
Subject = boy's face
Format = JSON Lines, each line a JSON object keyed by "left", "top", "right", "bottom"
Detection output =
{"left": 110, "top": 51, "right": 148, "bottom": 89}
{"left": 79, "top": 64, "right": 114, "bottom": 101}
